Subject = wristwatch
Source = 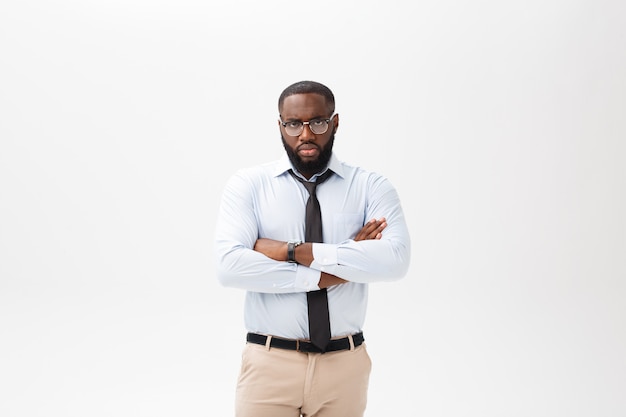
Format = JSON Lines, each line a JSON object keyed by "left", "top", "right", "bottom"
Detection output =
{"left": 287, "top": 240, "right": 303, "bottom": 263}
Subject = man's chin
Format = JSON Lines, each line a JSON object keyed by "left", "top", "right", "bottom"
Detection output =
{"left": 296, "top": 162, "right": 318, "bottom": 173}
{"left": 297, "top": 155, "right": 320, "bottom": 165}
{"left": 282, "top": 133, "right": 334, "bottom": 174}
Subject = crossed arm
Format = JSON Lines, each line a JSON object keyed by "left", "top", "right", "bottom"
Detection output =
{"left": 253, "top": 218, "right": 387, "bottom": 289}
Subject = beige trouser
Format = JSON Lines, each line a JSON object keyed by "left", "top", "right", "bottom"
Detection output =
{"left": 235, "top": 337, "right": 372, "bottom": 417}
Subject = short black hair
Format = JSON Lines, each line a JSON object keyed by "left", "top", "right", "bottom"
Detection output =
{"left": 278, "top": 80, "right": 335, "bottom": 114}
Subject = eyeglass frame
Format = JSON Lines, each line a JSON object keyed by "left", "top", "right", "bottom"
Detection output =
{"left": 279, "top": 113, "right": 336, "bottom": 136}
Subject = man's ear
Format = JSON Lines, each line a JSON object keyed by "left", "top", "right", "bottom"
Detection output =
{"left": 333, "top": 113, "right": 339, "bottom": 133}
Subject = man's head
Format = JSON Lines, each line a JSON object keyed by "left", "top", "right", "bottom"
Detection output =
{"left": 278, "top": 81, "right": 339, "bottom": 179}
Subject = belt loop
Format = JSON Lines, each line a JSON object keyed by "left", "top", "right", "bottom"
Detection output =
{"left": 348, "top": 334, "right": 355, "bottom": 351}
{"left": 265, "top": 335, "right": 272, "bottom": 351}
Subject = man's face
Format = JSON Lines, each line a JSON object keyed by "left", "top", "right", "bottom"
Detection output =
{"left": 279, "top": 93, "right": 339, "bottom": 178}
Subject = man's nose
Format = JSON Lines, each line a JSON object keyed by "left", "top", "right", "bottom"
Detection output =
{"left": 299, "top": 123, "right": 315, "bottom": 141}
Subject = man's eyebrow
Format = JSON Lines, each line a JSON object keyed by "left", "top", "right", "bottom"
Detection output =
{"left": 284, "top": 114, "right": 326, "bottom": 122}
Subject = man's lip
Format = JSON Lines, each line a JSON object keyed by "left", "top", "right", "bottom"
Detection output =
{"left": 297, "top": 144, "right": 319, "bottom": 157}
{"left": 298, "top": 144, "right": 318, "bottom": 151}
{"left": 298, "top": 148, "right": 319, "bottom": 157}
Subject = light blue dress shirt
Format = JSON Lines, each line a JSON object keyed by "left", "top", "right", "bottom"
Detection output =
{"left": 215, "top": 153, "right": 411, "bottom": 339}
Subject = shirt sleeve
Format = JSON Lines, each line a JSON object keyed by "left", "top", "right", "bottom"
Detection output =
{"left": 309, "top": 176, "right": 411, "bottom": 283}
{"left": 214, "top": 170, "right": 321, "bottom": 293}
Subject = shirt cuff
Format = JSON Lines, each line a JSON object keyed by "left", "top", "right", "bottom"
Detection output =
{"left": 294, "top": 265, "right": 322, "bottom": 291}
{"left": 309, "top": 243, "right": 338, "bottom": 272}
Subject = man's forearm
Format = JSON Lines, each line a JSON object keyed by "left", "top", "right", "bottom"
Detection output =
{"left": 252, "top": 218, "right": 387, "bottom": 289}
{"left": 318, "top": 272, "right": 347, "bottom": 288}
{"left": 293, "top": 242, "right": 314, "bottom": 266}
{"left": 252, "top": 239, "right": 347, "bottom": 288}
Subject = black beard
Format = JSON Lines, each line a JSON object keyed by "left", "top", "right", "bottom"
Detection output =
{"left": 282, "top": 132, "right": 335, "bottom": 177}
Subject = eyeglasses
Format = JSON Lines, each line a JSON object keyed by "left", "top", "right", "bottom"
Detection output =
{"left": 279, "top": 114, "right": 336, "bottom": 136}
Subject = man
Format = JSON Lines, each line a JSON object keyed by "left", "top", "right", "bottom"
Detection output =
{"left": 215, "top": 80, "right": 411, "bottom": 417}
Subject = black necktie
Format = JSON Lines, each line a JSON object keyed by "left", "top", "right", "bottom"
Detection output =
{"left": 289, "top": 169, "right": 334, "bottom": 351}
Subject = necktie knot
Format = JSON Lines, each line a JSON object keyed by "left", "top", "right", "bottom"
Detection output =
{"left": 288, "top": 169, "right": 334, "bottom": 196}
{"left": 302, "top": 181, "right": 317, "bottom": 196}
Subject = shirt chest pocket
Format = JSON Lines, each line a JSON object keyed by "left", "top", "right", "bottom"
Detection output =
{"left": 331, "top": 213, "right": 364, "bottom": 242}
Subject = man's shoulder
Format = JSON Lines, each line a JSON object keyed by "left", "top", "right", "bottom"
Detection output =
{"left": 334, "top": 158, "right": 388, "bottom": 183}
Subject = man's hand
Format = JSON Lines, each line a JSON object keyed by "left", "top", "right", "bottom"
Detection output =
{"left": 354, "top": 218, "right": 386, "bottom": 241}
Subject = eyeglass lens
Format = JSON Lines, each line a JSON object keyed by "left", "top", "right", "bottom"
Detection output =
{"left": 284, "top": 119, "right": 329, "bottom": 136}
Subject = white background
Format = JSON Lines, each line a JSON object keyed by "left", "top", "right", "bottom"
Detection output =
{"left": 1, "top": 0, "right": 625, "bottom": 416}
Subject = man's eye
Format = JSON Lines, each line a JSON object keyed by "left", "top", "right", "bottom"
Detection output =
{"left": 310, "top": 119, "right": 325, "bottom": 127}
{"left": 287, "top": 121, "right": 302, "bottom": 128}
